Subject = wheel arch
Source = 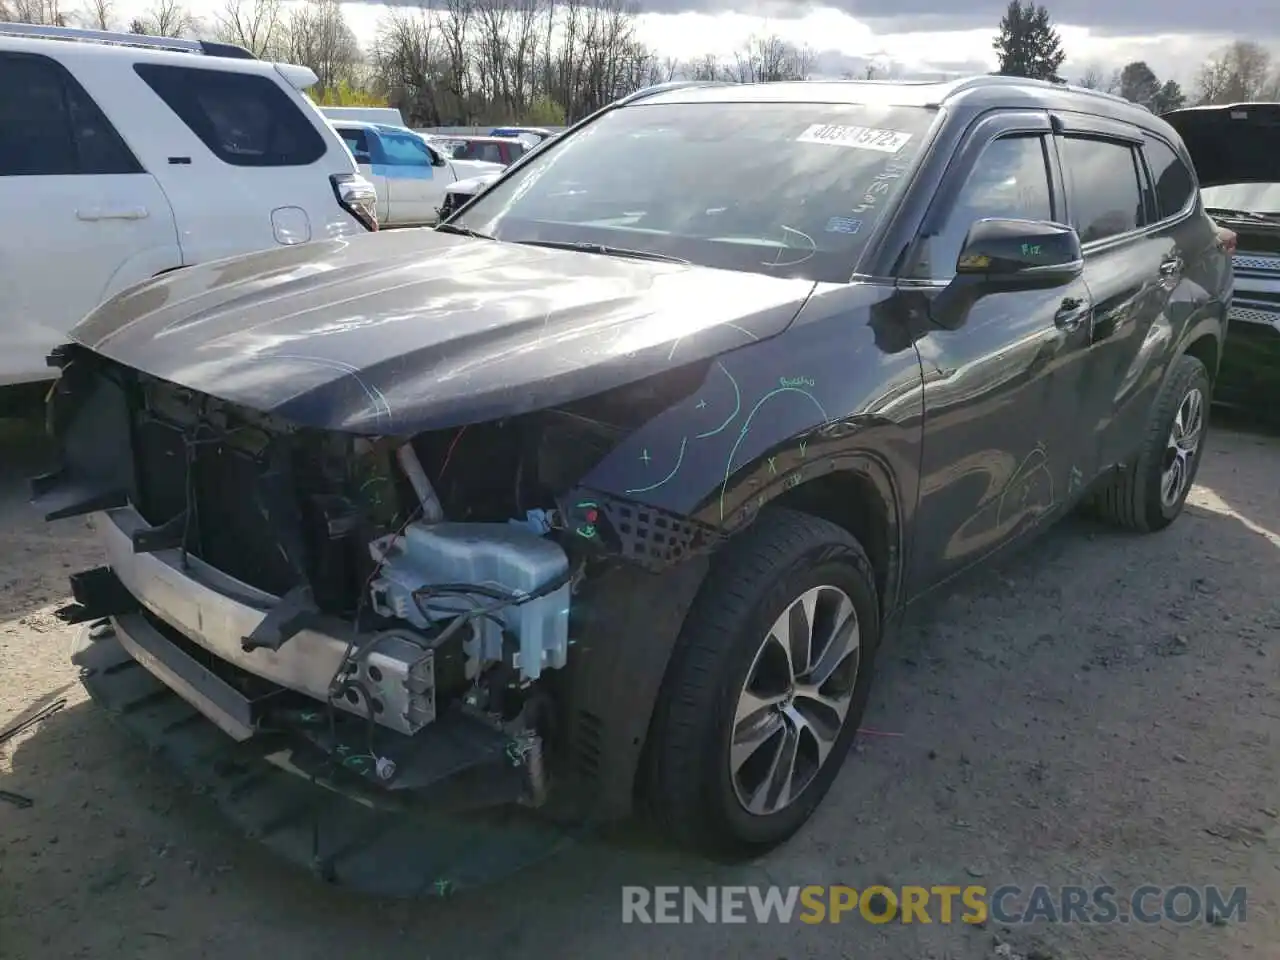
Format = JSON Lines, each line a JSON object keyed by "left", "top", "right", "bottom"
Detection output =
{"left": 763, "top": 458, "right": 905, "bottom": 620}
{"left": 558, "top": 457, "right": 906, "bottom": 821}
{"left": 1180, "top": 327, "right": 1221, "bottom": 384}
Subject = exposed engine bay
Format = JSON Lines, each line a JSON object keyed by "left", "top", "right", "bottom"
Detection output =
{"left": 36, "top": 343, "right": 722, "bottom": 817}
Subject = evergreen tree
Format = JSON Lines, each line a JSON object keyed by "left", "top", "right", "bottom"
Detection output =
{"left": 1151, "top": 80, "right": 1186, "bottom": 113}
{"left": 993, "top": 0, "right": 1067, "bottom": 82}
{"left": 1117, "top": 61, "right": 1161, "bottom": 107}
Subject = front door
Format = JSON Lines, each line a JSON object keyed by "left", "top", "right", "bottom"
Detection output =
{"left": 901, "top": 112, "right": 1095, "bottom": 593}
{"left": 374, "top": 128, "right": 448, "bottom": 226}
{"left": 0, "top": 51, "right": 178, "bottom": 386}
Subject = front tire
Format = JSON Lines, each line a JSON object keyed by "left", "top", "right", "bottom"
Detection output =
{"left": 1092, "top": 353, "right": 1210, "bottom": 532}
{"left": 647, "top": 508, "right": 880, "bottom": 858}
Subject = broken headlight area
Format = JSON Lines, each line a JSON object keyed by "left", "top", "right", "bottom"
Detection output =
{"left": 37, "top": 346, "right": 722, "bottom": 814}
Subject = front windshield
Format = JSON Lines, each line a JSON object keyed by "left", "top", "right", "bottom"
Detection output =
{"left": 454, "top": 100, "right": 937, "bottom": 282}
{"left": 1201, "top": 183, "right": 1280, "bottom": 216}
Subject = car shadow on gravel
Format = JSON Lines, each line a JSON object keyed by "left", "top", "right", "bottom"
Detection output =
{"left": 9, "top": 487, "right": 1280, "bottom": 960}
{"left": 6, "top": 423, "right": 1280, "bottom": 959}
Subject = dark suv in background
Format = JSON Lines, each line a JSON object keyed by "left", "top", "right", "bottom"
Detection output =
{"left": 36, "top": 76, "right": 1229, "bottom": 894}
{"left": 1164, "top": 102, "right": 1279, "bottom": 412}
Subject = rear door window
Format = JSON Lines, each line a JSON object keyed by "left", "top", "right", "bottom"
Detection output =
{"left": 458, "top": 141, "right": 506, "bottom": 164}
{"left": 1060, "top": 136, "right": 1145, "bottom": 242}
{"left": 134, "top": 63, "right": 326, "bottom": 167}
{"left": 1143, "top": 138, "right": 1196, "bottom": 220}
{"left": 0, "top": 51, "right": 142, "bottom": 176}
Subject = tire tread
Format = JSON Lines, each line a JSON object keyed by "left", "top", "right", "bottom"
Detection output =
{"left": 1092, "top": 354, "right": 1208, "bottom": 533}
{"left": 647, "top": 508, "right": 876, "bottom": 853}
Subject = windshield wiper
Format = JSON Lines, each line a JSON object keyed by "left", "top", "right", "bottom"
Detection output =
{"left": 435, "top": 222, "right": 494, "bottom": 239}
{"left": 1205, "top": 207, "right": 1280, "bottom": 223}
{"left": 510, "top": 238, "right": 689, "bottom": 264}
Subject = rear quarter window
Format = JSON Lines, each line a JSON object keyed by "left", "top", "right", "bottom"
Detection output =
{"left": 1144, "top": 138, "right": 1196, "bottom": 220}
{"left": 133, "top": 63, "right": 326, "bottom": 167}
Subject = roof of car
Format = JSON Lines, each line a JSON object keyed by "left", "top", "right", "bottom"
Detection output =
{"left": 330, "top": 121, "right": 424, "bottom": 135}
{"left": 632, "top": 76, "right": 1164, "bottom": 128}
{"left": 450, "top": 135, "right": 527, "bottom": 144}
{"left": 0, "top": 27, "right": 272, "bottom": 71}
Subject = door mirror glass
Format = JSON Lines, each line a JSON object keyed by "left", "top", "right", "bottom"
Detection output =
{"left": 955, "top": 218, "right": 1083, "bottom": 288}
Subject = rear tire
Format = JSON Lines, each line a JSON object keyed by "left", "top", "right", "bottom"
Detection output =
{"left": 646, "top": 508, "right": 880, "bottom": 858}
{"left": 1091, "top": 353, "right": 1210, "bottom": 532}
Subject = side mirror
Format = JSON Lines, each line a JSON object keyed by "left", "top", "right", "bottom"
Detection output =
{"left": 427, "top": 146, "right": 447, "bottom": 168}
{"left": 954, "top": 218, "right": 1084, "bottom": 289}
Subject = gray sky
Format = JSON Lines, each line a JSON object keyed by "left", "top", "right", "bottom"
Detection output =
{"left": 621, "top": 0, "right": 1280, "bottom": 37}
{"left": 354, "top": 0, "right": 1280, "bottom": 38}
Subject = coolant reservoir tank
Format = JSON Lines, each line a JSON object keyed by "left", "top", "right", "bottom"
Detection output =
{"left": 368, "top": 522, "right": 571, "bottom": 681}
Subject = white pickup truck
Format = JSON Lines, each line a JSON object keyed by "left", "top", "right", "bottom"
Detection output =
{"left": 331, "top": 121, "right": 503, "bottom": 227}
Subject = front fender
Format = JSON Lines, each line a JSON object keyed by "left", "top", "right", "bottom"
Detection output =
{"left": 578, "top": 284, "right": 922, "bottom": 518}
{"left": 551, "top": 284, "right": 924, "bottom": 817}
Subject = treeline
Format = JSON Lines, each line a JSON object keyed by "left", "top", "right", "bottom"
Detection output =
{"left": 996, "top": 0, "right": 1280, "bottom": 112}
{"left": 0, "top": 0, "right": 814, "bottom": 125}
{"left": 4, "top": 0, "right": 1278, "bottom": 127}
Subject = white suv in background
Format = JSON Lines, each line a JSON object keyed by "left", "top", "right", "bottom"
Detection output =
{"left": 0, "top": 23, "right": 378, "bottom": 391}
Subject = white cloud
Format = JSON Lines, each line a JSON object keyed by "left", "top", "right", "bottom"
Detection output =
{"left": 108, "top": 0, "right": 1258, "bottom": 89}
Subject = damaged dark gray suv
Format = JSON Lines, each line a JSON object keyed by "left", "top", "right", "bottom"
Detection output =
{"left": 33, "top": 76, "right": 1231, "bottom": 894}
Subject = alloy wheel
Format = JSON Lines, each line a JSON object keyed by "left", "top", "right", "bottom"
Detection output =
{"left": 729, "top": 585, "right": 861, "bottom": 816}
{"left": 1160, "top": 386, "right": 1204, "bottom": 509}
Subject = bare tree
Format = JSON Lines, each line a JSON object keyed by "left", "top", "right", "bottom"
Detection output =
{"left": 306, "top": 0, "right": 673, "bottom": 127}
{"left": 373, "top": 8, "right": 443, "bottom": 125}
{"left": 5, "top": 0, "right": 70, "bottom": 24}
{"left": 730, "top": 32, "right": 813, "bottom": 83}
{"left": 83, "top": 0, "right": 113, "bottom": 28}
{"left": 1194, "top": 40, "right": 1280, "bottom": 104}
{"left": 131, "top": 0, "right": 194, "bottom": 37}
{"left": 1076, "top": 63, "right": 1103, "bottom": 89}
{"left": 213, "top": 0, "right": 284, "bottom": 58}
{"left": 687, "top": 52, "right": 723, "bottom": 81}
{"left": 286, "top": 0, "right": 361, "bottom": 96}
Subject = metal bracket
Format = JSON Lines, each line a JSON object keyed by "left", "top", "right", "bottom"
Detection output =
{"left": 131, "top": 509, "right": 188, "bottom": 554}
{"left": 240, "top": 584, "right": 321, "bottom": 652}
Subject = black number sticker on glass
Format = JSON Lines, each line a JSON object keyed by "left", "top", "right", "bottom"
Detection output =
{"left": 795, "top": 123, "right": 914, "bottom": 154}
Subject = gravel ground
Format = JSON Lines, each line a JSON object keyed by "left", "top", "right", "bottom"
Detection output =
{"left": 1, "top": 412, "right": 1277, "bottom": 960}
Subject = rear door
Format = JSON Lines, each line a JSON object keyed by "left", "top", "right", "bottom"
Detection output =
{"left": 131, "top": 61, "right": 351, "bottom": 260}
{"left": 373, "top": 127, "right": 448, "bottom": 225}
{"left": 1050, "top": 119, "right": 1195, "bottom": 471}
{"left": 0, "top": 50, "right": 178, "bottom": 386}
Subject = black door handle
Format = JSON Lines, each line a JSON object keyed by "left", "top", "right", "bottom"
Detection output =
{"left": 1054, "top": 296, "right": 1090, "bottom": 331}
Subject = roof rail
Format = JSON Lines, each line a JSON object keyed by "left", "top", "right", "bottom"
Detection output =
{"left": 616, "top": 80, "right": 732, "bottom": 105}
{"left": 0, "top": 21, "right": 256, "bottom": 59}
{"left": 941, "top": 73, "right": 1147, "bottom": 111}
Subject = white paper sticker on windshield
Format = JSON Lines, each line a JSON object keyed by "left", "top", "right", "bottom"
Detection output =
{"left": 796, "top": 123, "right": 912, "bottom": 153}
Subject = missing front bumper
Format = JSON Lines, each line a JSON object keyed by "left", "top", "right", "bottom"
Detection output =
{"left": 71, "top": 622, "right": 581, "bottom": 896}
{"left": 91, "top": 505, "right": 435, "bottom": 736}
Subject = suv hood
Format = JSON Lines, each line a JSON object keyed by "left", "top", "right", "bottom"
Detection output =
{"left": 1162, "top": 103, "right": 1280, "bottom": 188}
{"left": 449, "top": 158, "right": 504, "bottom": 180}
{"left": 70, "top": 230, "right": 814, "bottom": 434}
{"left": 449, "top": 171, "right": 501, "bottom": 194}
